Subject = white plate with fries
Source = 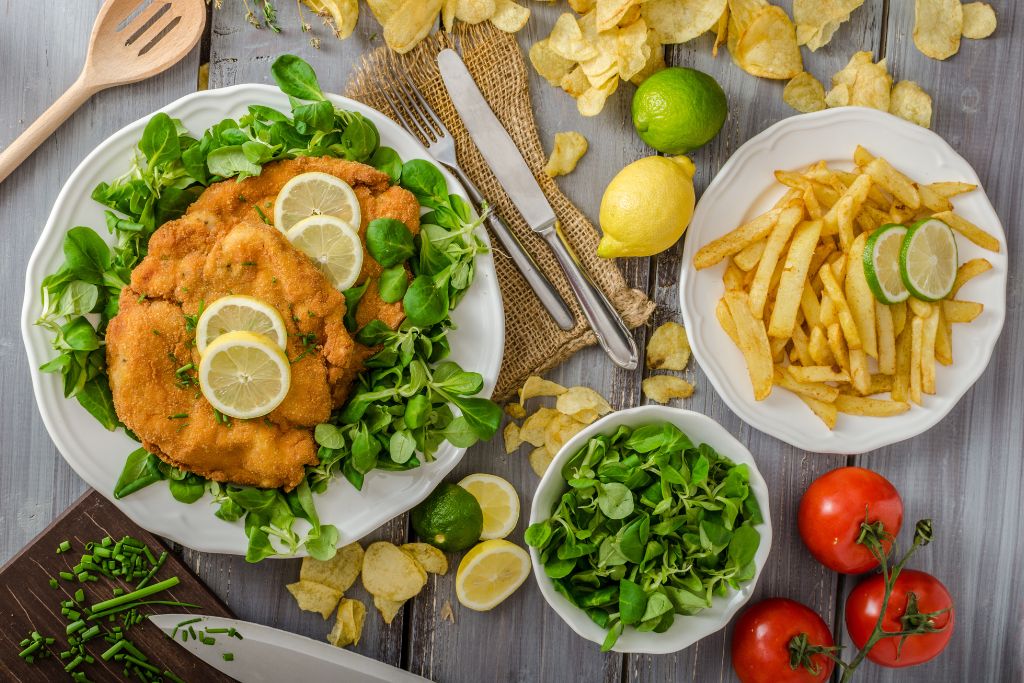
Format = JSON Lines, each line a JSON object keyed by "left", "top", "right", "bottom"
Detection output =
{"left": 681, "top": 107, "right": 1006, "bottom": 454}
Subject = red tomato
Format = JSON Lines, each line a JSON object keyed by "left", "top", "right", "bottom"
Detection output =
{"left": 845, "top": 569, "right": 955, "bottom": 667}
{"left": 731, "top": 598, "right": 835, "bottom": 683}
{"left": 798, "top": 467, "right": 903, "bottom": 573}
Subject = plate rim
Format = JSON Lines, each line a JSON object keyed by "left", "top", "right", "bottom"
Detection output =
{"left": 20, "top": 82, "right": 505, "bottom": 555}
{"left": 679, "top": 107, "right": 1007, "bottom": 454}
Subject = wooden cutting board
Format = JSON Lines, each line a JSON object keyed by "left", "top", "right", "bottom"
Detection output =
{"left": 0, "top": 490, "right": 237, "bottom": 682}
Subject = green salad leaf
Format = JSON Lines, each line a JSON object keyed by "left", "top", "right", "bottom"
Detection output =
{"left": 526, "top": 422, "right": 763, "bottom": 651}
{"left": 35, "top": 55, "right": 497, "bottom": 564}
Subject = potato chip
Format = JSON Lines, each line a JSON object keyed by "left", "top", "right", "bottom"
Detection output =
{"left": 641, "top": 0, "right": 726, "bottom": 44}
{"left": 286, "top": 580, "right": 342, "bottom": 619}
{"left": 529, "top": 446, "right": 554, "bottom": 477}
{"left": 504, "top": 402, "right": 527, "bottom": 419}
{"left": 646, "top": 322, "right": 691, "bottom": 371}
{"left": 561, "top": 66, "right": 592, "bottom": 98}
{"left": 300, "top": 542, "right": 364, "bottom": 593}
{"left": 913, "top": 0, "right": 962, "bottom": 60}
{"left": 519, "top": 375, "right": 567, "bottom": 402}
{"left": 571, "top": 408, "right": 601, "bottom": 425}
{"left": 543, "top": 413, "right": 586, "bottom": 456}
{"left": 442, "top": 0, "right": 457, "bottom": 32}
{"left": 530, "top": 39, "right": 575, "bottom": 87}
{"left": 615, "top": 17, "right": 650, "bottom": 81}
{"left": 373, "top": 595, "right": 405, "bottom": 624}
{"left": 642, "top": 375, "right": 695, "bottom": 403}
{"left": 793, "top": 0, "right": 863, "bottom": 51}
{"left": 384, "top": 0, "right": 443, "bottom": 54}
{"left": 400, "top": 543, "right": 449, "bottom": 574}
{"left": 455, "top": 0, "right": 495, "bottom": 24}
{"left": 556, "top": 386, "right": 613, "bottom": 416}
{"left": 302, "top": 0, "right": 359, "bottom": 40}
{"left": 578, "top": 75, "right": 619, "bottom": 116}
{"left": 848, "top": 58, "right": 891, "bottom": 111}
{"left": 889, "top": 81, "right": 932, "bottom": 128}
{"left": 503, "top": 422, "right": 523, "bottom": 453}
{"left": 824, "top": 82, "right": 850, "bottom": 108}
{"left": 440, "top": 599, "right": 455, "bottom": 623}
{"left": 570, "top": 0, "right": 597, "bottom": 12}
{"left": 628, "top": 33, "right": 664, "bottom": 85}
{"left": 733, "top": 6, "right": 804, "bottom": 80}
{"left": 545, "top": 131, "right": 589, "bottom": 177}
{"left": 366, "top": 0, "right": 403, "bottom": 24}
{"left": 520, "top": 407, "right": 559, "bottom": 446}
{"left": 729, "top": 0, "right": 768, "bottom": 30}
{"left": 327, "top": 598, "right": 367, "bottom": 648}
{"left": 784, "top": 72, "right": 826, "bottom": 113}
{"left": 596, "top": 0, "right": 639, "bottom": 31}
{"left": 361, "top": 541, "right": 427, "bottom": 602}
{"left": 490, "top": 0, "right": 530, "bottom": 33}
{"left": 961, "top": 2, "right": 996, "bottom": 39}
{"left": 549, "top": 13, "right": 599, "bottom": 61}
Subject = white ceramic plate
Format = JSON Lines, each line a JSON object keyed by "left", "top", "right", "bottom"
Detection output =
{"left": 529, "top": 406, "right": 772, "bottom": 654}
{"left": 680, "top": 107, "right": 1007, "bottom": 454}
{"left": 20, "top": 84, "right": 505, "bottom": 555}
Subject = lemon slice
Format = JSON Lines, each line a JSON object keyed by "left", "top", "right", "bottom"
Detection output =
{"left": 198, "top": 331, "right": 291, "bottom": 420}
{"left": 455, "top": 539, "right": 531, "bottom": 612}
{"left": 458, "top": 474, "right": 520, "bottom": 540}
{"left": 195, "top": 295, "right": 288, "bottom": 355}
{"left": 900, "top": 218, "right": 958, "bottom": 302}
{"left": 863, "top": 224, "right": 909, "bottom": 304}
{"left": 274, "top": 171, "right": 361, "bottom": 233}
{"left": 286, "top": 215, "right": 364, "bottom": 291}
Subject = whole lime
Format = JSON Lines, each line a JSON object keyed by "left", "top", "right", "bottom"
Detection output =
{"left": 632, "top": 67, "right": 728, "bottom": 154}
{"left": 411, "top": 482, "right": 484, "bottom": 552}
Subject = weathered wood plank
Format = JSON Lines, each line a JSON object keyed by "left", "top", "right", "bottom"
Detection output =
{"left": 0, "top": 0, "right": 201, "bottom": 563}
{"left": 625, "top": 0, "right": 888, "bottom": 677}
{"left": 844, "top": 3, "right": 1024, "bottom": 682}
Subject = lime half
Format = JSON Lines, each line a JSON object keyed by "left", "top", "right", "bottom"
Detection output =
{"left": 900, "top": 218, "right": 958, "bottom": 302}
{"left": 863, "top": 224, "right": 909, "bottom": 304}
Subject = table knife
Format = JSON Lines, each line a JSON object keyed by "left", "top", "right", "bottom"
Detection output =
{"left": 437, "top": 49, "right": 639, "bottom": 370}
{"left": 149, "top": 613, "right": 430, "bottom": 683}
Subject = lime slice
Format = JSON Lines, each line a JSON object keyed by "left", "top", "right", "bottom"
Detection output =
{"left": 900, "top": 218, "right": 958, "bottom": 302}
{"left": 273, "top": 171, "right": 361, "bottom": 233}
{"left": 198, "top": 331, "right": 291, "bottom": 419}
{"left": 863, "top": 224, "right": 909, "bottom": 304}
{"left": 195, "top": 295, "right": 288, "bottom": 354}
{"left": 286, "top": 215, "right": 364, "bottom": 291}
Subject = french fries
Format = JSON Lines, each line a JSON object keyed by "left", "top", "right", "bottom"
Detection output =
{"left": 694, "top": 146, "right": 1000, "bottom": 429}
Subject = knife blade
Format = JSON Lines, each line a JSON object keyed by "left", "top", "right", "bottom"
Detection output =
{"left": 149, "top": 614, "right": 430, "bottom": 683}
{"left": 438, "top": 49, "right": 638, "bottom": 369}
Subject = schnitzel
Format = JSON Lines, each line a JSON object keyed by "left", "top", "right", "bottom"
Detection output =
{"left": 105, "top": 157, "right": 421, "bottom": 490}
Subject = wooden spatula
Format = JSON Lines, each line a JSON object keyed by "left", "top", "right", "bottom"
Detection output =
{"left": 0, "top": 0, "right": 206, "bottom": 185}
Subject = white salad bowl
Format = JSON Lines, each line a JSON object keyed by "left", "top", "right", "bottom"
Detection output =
{"left": 528, "top": 405, "right": 772, "bottom": 654}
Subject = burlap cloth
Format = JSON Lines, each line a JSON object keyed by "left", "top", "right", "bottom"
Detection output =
{"left": 345, "top": 24, "right": 654, "bottom": 401}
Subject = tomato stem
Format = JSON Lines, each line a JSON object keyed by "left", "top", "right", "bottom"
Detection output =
{"left": 836, "top": 519, "right": 942, "bottom": 683}
{"left": 787, "top": 632, "right": 844, "bottom": 675}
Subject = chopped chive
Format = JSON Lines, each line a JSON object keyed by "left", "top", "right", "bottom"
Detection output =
{"left": 201, "top": 636, "right": 215, "bottom": 645}
{"left": 75, "top": 589, "right": 85, "bottom": 602}
{"left": 222, "top": 652, "right": 234, "bottom": 661}
{"left": 164, "top": 670, "right": 186, "bottom": 683}
{"left": 60, "top": 571, "right": 74, "bottom": 581}
{"left": 89, "top": 576, "right": 180, "bottom": 613}
{"left": 49, "top": 578, "right": 59, "bottom": 589}
{"left": 167, "top": 413, "right": 189, "bottom": 420}
{"left": 58, "top": 540, "right": 72, "bottom": 553}
{"left": 67, "top": 620, "right": 85, "bottom": 635}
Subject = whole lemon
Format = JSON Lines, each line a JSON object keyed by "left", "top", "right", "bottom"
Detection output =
{"left": 597, "top": 156, "right": 696, "bottom": 258}
{"left": 632, "top": 67, "right": 728, "bottom": 155}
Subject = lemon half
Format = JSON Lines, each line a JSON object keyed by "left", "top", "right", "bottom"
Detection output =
{"left": 195, "top": 295, "right": 288, "bottom": 355}
{"left": 198, "top": 331, "right": 291, "bottom": 420}
{"left": 274, "top": 171, "right": 361, "bottom": 234}
{"left": 455, "top": 539, "right": 531, "bottom": 612}
{"left": 458, "top": 474, "right": 520, "bottom": 540}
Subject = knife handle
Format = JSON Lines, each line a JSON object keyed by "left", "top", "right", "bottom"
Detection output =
{"left": 448, "top": 166, "right": 576, "bottom": 331}
{"left": 541, "top": 223, "right": 639, "bottom": 370}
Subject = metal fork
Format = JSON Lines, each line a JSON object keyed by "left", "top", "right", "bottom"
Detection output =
{"left": 378, "top": 60, "right": 576, "bottom": 331}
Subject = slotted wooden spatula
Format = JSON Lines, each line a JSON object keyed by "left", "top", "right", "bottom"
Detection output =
{"left": 0, "top": 0, "right": 206, "bottom": 185}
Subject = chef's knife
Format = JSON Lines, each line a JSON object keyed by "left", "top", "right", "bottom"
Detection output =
{"left": 149, "top": 613, "right": 430, "bottom": 683}
{"left": 437, "top": 49, "right": 639, "bottom": 370}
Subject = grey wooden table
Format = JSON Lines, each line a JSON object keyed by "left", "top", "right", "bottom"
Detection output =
{"left": 2, "top": 2, "right": 1021, "bottom": 681}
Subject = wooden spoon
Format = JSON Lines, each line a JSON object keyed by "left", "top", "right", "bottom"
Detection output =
{"left": 0, "top": 0, "right": 206, "bottom": 184}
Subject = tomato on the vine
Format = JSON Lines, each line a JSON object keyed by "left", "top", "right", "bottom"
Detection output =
{"left": 731, "top": 598, "right": 836, "bottom": 683}
{"left": 798, "top": 467, "right": 903, "bottom": 574}
{"left": 845, "top": 569, "right": 955, "bottom": 667}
